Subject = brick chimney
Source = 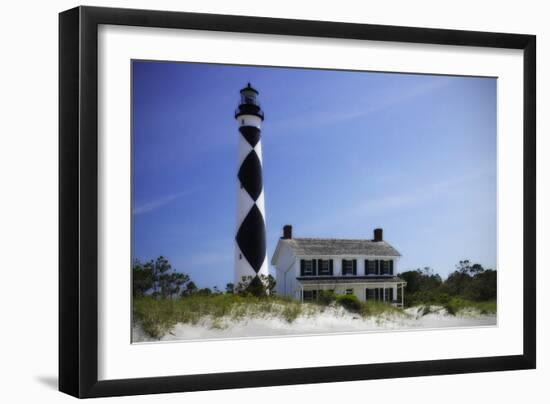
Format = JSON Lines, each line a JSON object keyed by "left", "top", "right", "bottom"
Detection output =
{"left": 373, "top": 228, "right": 383, "bottom": 242}
{"left": 282, "top": 225, "right": 292, "bottom": 239}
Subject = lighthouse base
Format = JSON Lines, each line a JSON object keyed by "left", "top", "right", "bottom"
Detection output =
{"left": 238, "top": 275, "right": 269, "bottom": 296}
{"left": 234, "top": 246, "right": 270, "bottom": 295}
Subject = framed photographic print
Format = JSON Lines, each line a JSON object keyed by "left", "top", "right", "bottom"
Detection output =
{"left": 59, "top": 6, "right": 536, "bottom": 398}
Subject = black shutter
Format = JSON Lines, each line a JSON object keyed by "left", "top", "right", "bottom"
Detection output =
{"left": 300, "top": 259, "right": 305, "bottom": 276}
{"left": 317, "top": 259, "right": 322, "bottom": 274}
{"left": 389, "top": 288, "right": 394, "bottom": 302}
{"left": 329, "top": 259, "right": 334, "bottom": 275}
{"left": 342, "top": 259, "right": 347, "bottom": 275}
{"left": 312, "top": 259, "right": 317, "bottom": 276}
{"left": 376, "top": 260, "right": 380, "bottom": 275}
{"left": 390, "top": 260, "right": 394, "bottom": 275}
{"left": 365, "top": 260, "right": 369, "bottom": 275}
{"left": 352, "top": 259, "right": 357, "bottom": 275}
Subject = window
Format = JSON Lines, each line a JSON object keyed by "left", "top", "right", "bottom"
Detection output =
{"left": 380, "top": 260, "right": 394, "bottom": 275}
{"left": 303, "top": 290, "right": 318, "bottom": 301}
{"left": 319, "top": 260, "right": 329, "bottom": 275}
{"left": 366, "top": 288, "right": 377, "bottom": 300}
{"left": 300, "top": 259, "right": 317, "bottom": 276}
{"left": 342, "top": 259, "right": 356, "bottom": 275}
{"left": 365, "top": 260, "right": 378, "bottom": 275}
{"left": 366, "top": 288, "right": 393, "bottom": 301}
{"left": 303, "top": 260, "right": 313, "bottom": 276}
{"left": 345, "top": 289, "right": 353, "bottom": 295}
{"left": 318, "top": 259, "right": 333, "bottom": 276}
{"left": 384, "top": 288, "right": 394, "bottom": 302}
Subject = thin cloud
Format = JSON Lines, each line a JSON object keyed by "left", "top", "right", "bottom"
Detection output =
{"left": 133, "top": 189, "right": 197, "bottom": 215}
{"left": 267, "top": 77, "right": 453, "bottom": 135}
{"left": 352, "top": 164, "right": 494, "bottom": 215}
{"left": 300, "top": 164, "right": 494, "bottom": 234}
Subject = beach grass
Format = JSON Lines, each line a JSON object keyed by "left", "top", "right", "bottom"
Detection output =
{"left": 443, "top": 298, "right": 497, "bottom": 315}
{"left": 134, "top": 294, "right": 311, "bottom": 338}
{"left": 133, "top": 293, "right": 403, "bottom": 339}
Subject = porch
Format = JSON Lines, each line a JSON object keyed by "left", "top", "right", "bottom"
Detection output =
{"left": 297, "top": 277, "right": 407, "bottom": 308}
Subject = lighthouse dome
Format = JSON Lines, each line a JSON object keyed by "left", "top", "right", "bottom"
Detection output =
{"left": 240, "top": 82, "right": 259, "bottom": 96}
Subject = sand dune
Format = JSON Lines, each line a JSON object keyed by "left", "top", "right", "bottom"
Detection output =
{"left": 132, "top": 305, "right": 496, "bottom": 342}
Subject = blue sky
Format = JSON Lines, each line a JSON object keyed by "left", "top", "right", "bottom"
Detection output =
{"left": 132, "top": 60, "right": 497, "bottom": 289}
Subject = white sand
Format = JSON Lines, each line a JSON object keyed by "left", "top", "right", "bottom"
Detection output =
{"left": 132, "top": 305, "right": 496, "bottom": 342}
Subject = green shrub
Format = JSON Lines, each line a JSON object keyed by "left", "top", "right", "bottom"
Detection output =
{"left": 360, "top": 300, "right": 402, "bottom": 318}
{"left": 132, "top": 297, "right": 178, "bottom": 338}
{"left": 444, "top": 297, "right": 496, "bottom": 316}
{"left": 335, "top": 294, "right": 361, "bottom": 312}
{"left": 318, "top": 290, "right": 337, "bottom": 306}
{"left": 281, "top": 304, "right": 301, "bottom": 323}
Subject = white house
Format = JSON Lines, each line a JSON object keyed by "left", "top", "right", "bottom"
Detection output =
{"left": 271, "top": 225, "right": 407, "bottom": 306}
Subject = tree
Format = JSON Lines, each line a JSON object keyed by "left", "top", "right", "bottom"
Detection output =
{"left": 442, "top": 270, "right": 471, "bottom": 296}
{"left": 470, "top": 263, "right": 485, "bottom": 276}
{"left": 132, "top": 256, "right": 192, "bottom": 299}
{"left": 467, "top": 268, "right": 496, "bottom": 300}
{"left": 399, "top": 267, "right": 442, "bottom": 294}
{"left": 163, "top": 272, "right": 189, "bottom": 298}
{"left": 234, "top": 274, "right": 277, "bottom": 297}
{"left": 184, "top": 281, "right": 197, "bottom": 296}
{"left": 456, "top": 260, "right": 472, "bottom": 274}
{"left": 225, "top": 283, "right": 234, "bottom": 294}
{"left": 399, "top": 262, "right": 496, "bottom": 307}
{"left": 132, "top": 259, "right": 154, "bottom": 297}
{"left": 441, "top": 261, "right": 497, "bottom": 301}
{"left": 152, "top": 256, "right": 172, "bottom": 297}
{"left": 197, "top": 287, "right": 212, "bottom": 295}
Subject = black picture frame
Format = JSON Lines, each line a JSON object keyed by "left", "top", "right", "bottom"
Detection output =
{"left": 59, "top": 5, "right": 536, "bottom": 398}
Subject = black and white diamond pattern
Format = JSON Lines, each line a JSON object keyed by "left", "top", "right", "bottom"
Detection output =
{"left": 238, "top": 151, "right": 263, "bottom": 202}
{"left": 239, "top": 125, "right": 261, "bottom": 147}
{"left": 236, "top": 204, "right": 266, "bottom": 272}
{"left": 234, "top": 124, "right": 268, "bottom": 285}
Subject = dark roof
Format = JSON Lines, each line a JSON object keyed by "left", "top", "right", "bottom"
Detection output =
{"left": 297, "top": 276, "right": 405, "bottom": 284}
{"left": 240, "top": 82, "right": 259, "bottom": 94}
{"left": 282, "top": 238, "right": 401, "bottom": 257}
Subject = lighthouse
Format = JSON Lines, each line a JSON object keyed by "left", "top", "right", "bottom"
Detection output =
{"left": 234, "top": 83, "right": 268, "bottom": 292}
